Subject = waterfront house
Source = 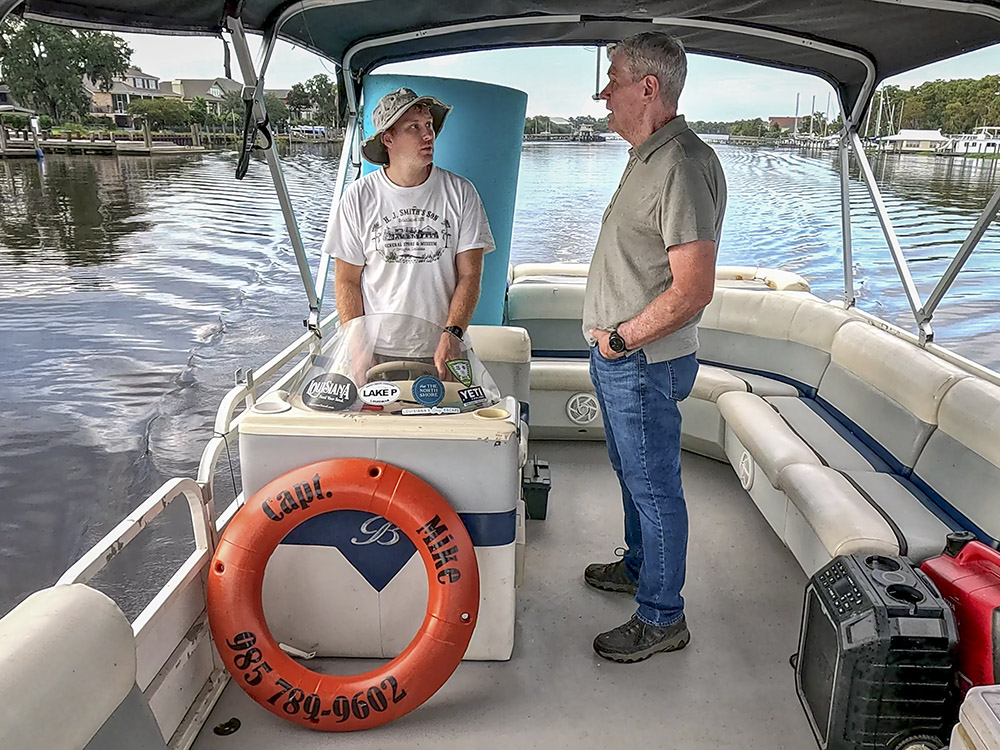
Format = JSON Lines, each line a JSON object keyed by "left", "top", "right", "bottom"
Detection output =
{"left": 882, "top": 128, "right": 950, "bottom": 153}
{"left": 0, "top": 82, "right": 35, "bottom": 123}
{"left": 84, "top": 66, "right": 170, "bottom": 128}
{"left": 160, "top": 77, "right": 242, "bottom": 116}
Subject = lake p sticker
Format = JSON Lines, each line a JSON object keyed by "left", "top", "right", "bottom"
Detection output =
{"left": 302, "top": 373, "right": 357, "bottom": 411}
{"left": 446, "top": 359, "right": 473, "bottom": 387}
{"left": 412, "top": 375, "right": 446, "bottom": 407}
{"left": 359, "top": 381, "right": 401, "bottom": 406}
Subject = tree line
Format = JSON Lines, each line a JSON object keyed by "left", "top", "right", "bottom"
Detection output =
{"left": 867, "top": 76, "right": 1000, "bottom": 136}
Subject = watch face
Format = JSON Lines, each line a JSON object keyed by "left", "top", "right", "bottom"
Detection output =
{"left": 609, "top": 332, "right": 626, "bottom": 352}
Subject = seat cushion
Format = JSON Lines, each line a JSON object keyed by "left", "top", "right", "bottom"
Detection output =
{"left": 915, "top": 376, "right": 1000, "bottom": 542}
{"left": 766, "top": 396, "right": 890, "bottom": 473}
{"left": 530, "top": 359, "right": 593, "bottom": 392}
{"left": 819, "top": 322, "right": 967, "bottom": 470}
{"left": 699, "top": 288, "right": 858, "bottom": 390}
{"left": 781, "top": 463, "right": 900, "bottom": 558}
{"left": 506, "top": 275, "right": 587, "bottom": 354}
{"left": 691, "top": 364, "right": 747, "bottom": 402}
{"left": 726, "top": 370, "right": 800, "bottom": 397}
{"left": 719, "top": 390, "right": 887, "bottom": 487}
{"left": 717, "top": 391, "right": 821, "bottom": 486}
{"left": 780, "top": 464, "right": 953, "bottom": 563}
{"left": 838, "top": 471, "right": 954, "bottom": 561}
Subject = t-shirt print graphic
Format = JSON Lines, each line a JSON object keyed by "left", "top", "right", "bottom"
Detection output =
{"left": 371, "top": 206, "right": 453, "bottom": 264}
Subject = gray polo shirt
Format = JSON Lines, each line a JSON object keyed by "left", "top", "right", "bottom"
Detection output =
{"left": 583, "top": 115, "right": 727, "bottom": 363}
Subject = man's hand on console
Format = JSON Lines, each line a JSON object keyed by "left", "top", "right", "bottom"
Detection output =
{"left": 435, "top": 330, "right": 464, "bottom": 381}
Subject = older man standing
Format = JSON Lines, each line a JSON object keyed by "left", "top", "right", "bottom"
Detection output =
{"left": 583, "top": 32, "right": 727, "bottom": 662}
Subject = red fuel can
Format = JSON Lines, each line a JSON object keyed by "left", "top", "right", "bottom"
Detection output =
{"left": 921, "top": 532, "right": 1000, "bottom": 694}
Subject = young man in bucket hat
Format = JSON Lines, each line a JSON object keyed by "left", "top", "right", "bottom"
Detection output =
{"left": 321, "top": 87, "right": 495, "bottom": 379}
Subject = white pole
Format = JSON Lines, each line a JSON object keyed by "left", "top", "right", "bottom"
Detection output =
{"left": 874, "top": 89, "right": 884, "bottom": 141}
{"left": 794, "top": 93, "right": 800, "bottom": 137}
{"left": 810, "top": 94, "right": 816, "bottom": 135}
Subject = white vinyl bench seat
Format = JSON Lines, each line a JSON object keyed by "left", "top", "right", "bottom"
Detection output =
{"left": 0, "top": 584, "right": 166, "bottom": 750}
{"left": 780, "top": 464, "right": 955, "bottom": 574}
{"left": 717, "top": 320, "right": 972, "bottom": 574}
{"left": 719, "top": 392, "right": 893, "bottom": 480}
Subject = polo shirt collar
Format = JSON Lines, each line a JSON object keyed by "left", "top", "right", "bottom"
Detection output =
{"left": 631, "top": 115, "right": 689, "bottom": 163}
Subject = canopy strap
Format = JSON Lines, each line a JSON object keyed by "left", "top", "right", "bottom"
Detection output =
{"left": 236, "top": 91, "right": 272, "bottom": 181}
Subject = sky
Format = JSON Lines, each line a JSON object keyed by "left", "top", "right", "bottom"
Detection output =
{"left": 120, "top": 32, "right": 1000, "bottom": 122}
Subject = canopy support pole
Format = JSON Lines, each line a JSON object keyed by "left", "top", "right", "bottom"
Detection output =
{"left": 918, "top": 182, "right": 1000, "bottom": 330}
{"left": 839, "top": 129, "right": 855, "bottom": 308}
{"left": 315, "top": 113, "right": 359, "bottom": 307}
{"left": 847, "top": 129, "right": 932, "bottom": 343}
{"left": 226, "top": 14, "right": 322, "bottom": 336}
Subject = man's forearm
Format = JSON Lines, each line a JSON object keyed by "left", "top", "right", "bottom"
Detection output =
{"left": 335, "top": 278, "right": 364, "bottom": 323}
{"left": 618, "top": 286, "right": 711, "bottom": 350}
{"left": 445, "top": 275, "right": 480, "bottom": 331}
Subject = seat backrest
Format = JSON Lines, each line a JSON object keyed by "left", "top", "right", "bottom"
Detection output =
{"left": 0, "top": 584, "right": 166, "bottom": 750}
{"left": 818, "top": 322, "right": 967, "bottom": 471}
{"left": 505, "top": 274, "right": 588, "bottom": 354}
{"left": 511, "top": 262, "right": 589, "bottom": 280}
{"left": 468, "top": 324, "right": 532, "bottom": 404}
{"left": 914, "top": 377, "right": 1000, "bottom": 541}
{"left": 699, "top": 287, "right": 855, "bottom": 390}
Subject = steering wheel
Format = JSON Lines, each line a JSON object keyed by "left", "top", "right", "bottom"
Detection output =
{"left": 365, "top": 360, "right": 439, "bottom": 382}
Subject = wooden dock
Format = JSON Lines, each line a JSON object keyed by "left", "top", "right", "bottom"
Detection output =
{"left": 0, "top": 138, "right": 206, "bottom": 158}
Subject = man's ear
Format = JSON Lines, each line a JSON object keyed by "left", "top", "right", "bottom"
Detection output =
{"left": 381, "top": 129, "right": 392, "bottom": 150}
{"left": 642, "top": 74, "right": 660, "bottom": 101}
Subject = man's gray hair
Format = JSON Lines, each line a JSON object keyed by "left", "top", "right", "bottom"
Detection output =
{"left": 609, "top": 32, "right": 687, "bottom": 109}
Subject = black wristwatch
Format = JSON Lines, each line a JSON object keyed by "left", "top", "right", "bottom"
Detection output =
{"left": 608, "top": 327, "right": 628, "bottom": 353}
{"left": 444, "top": 325, "right": 464, "bottom": 339}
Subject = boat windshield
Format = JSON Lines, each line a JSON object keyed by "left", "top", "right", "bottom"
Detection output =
{"left": 285, "top": 313, "right": 502, "bottom": 415}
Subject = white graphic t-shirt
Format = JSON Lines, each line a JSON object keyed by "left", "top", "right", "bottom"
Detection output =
{"left": 321, "top": 167, "right": 495, "bottom": 341}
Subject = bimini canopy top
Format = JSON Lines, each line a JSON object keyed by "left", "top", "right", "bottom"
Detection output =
{"left": 6, "top": 0, "right": 1000, "bottom": 123}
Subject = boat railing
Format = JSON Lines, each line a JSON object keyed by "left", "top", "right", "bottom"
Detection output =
{"left": 56, "top": 477, "right": 224, "bottom": 750}
{"left": 48, "top": 308, "right": 339, "bottom": 749}
{"left": 197, "top": 310, "right": 339, "bottom": 513}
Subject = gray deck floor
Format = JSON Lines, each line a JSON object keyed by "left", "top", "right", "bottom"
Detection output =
{"left": 192, "top": 442, "right": 816, "bottom": 749}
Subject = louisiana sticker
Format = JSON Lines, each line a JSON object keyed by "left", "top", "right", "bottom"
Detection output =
{"left": 302, "top": 373, "right": 357, "bottom": 411}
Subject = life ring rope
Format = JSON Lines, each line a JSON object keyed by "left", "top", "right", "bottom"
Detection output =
{"left": 207, "top": 458, "right": 480, "bottom": 731}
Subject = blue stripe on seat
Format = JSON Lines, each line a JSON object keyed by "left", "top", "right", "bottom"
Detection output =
{"left": 797, "top": 398, "right": 893, "bottom": 474}
{"left": 697, "top": 359, "right": 814, "bottom": 397}
{"left": 905, "top": 473, "right": 997, "bottom": 546}
{"left": 813, "top": 395, "right": 909, "bottom": 476}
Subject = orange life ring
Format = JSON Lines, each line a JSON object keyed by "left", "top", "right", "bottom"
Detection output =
{"left": 207, "top": 458, "right": 480, "bottom": 731}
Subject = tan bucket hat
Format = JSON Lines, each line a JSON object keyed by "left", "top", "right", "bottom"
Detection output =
{"left": 361, "top": 87, "right": 452, "bottom": 165}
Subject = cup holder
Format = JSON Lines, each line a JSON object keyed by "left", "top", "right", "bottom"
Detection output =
{"left": 886, "top": 584, "right": 924, "bottom": 605}
{"left": 865, "top": 555, "right": 901, "bottom": 572}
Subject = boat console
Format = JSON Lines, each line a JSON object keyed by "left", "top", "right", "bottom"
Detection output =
{"left": 237, "top": 314, "right": 527, "bottom": 660}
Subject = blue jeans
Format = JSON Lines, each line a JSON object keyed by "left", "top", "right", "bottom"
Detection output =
{"left": 589, "top": 348, "right": 699, "bottom": 627}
